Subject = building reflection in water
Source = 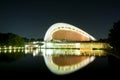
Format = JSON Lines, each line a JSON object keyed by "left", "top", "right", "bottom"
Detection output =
{"left": 41, "top": 22, "right": 112, "bottom": 75}
{"left": 24, "top": 22, "right": 112, "bottom": 75}
{"left": 24, "top": 41, "right": 111, "bottom": 75}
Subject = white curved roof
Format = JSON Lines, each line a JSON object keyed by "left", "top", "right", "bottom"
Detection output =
{"left": 43, "top": 22, "right": 96, "bottom": 75}
{"left": 44, "top": 22, "right": 96, "bottom": 41}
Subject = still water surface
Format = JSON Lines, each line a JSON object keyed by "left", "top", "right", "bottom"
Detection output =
{"left": 0, "top": 50, "right": 118, "bottom": 79}
{"left": 0, "top": 46, "right": 118, "bottom": 80}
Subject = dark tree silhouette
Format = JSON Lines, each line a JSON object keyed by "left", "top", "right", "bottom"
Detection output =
{"left": 108, "top": 20, "right": 120, "bottom": 68}
{"left": 0, "top": 33, "right": 25, "bottom": 46}
{"left": 108, "top": 20, "right": 120, "bottom": 56}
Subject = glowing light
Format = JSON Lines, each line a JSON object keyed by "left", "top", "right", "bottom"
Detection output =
{"left": 33, "top": 49, "right": 39, "bottom": 56}
{"left": 43, "top": 22, "right": 96, "bottom": 75}
{"left": 80, "top": 48, "right": 92, "bottom": 51}
{"left": 9, "top": 49, "right": 12, "bottom": 53}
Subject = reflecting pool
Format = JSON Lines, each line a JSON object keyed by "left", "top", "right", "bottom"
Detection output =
{"left": 0, "top": 48, "right": 119, "bottom": 79}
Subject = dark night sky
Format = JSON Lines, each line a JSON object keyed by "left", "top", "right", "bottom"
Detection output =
{"left": 0, "top": 0, "right": 120, "bottom": 40}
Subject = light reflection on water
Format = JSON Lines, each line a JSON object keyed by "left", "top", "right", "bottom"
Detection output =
{"left": 0, "top": 49, "right": 108, "bottom": 69}
{"left": 0, "top": 48, "right": 111, "bottom": 79}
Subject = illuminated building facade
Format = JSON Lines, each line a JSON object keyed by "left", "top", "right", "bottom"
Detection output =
{"left": 43, "top": 23, "right": 97, "bottom": 75}
{"left": 24, "top": 22, "right": 112, "bottom": 75}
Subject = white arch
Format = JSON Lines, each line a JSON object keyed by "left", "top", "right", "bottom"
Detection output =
{"left": 43, "top": 22, "right": 96, "bottom": 75}
{"left": 44, "top": 22, "right": 96, "bottom": 41}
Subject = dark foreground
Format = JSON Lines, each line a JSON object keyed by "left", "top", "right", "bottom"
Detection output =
{"left": 0, "top": 55, "right": 120, "bottom": 80}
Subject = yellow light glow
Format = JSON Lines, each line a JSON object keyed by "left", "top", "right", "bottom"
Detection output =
{"left": 80, "top": 48, "right": 92, "bottom": 51}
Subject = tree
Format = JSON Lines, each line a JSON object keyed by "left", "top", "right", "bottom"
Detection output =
{"left": 7, "top": 33, "right": 25, "bottom": 46}
{"left": 107, "top": 20, "right": 120, "bottom": 68}
{"left": 108, "top": 20, "right": 120, "bottom": 56}
{"left": 0, "top": 33, "right": 25, "bottom": 46}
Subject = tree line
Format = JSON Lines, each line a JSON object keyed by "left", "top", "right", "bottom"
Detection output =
{"left": 0, "top": 33, "right": 43, "bottom": 47}
{"left": 0, "top": 33, "right": 25, "bottom": 46}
